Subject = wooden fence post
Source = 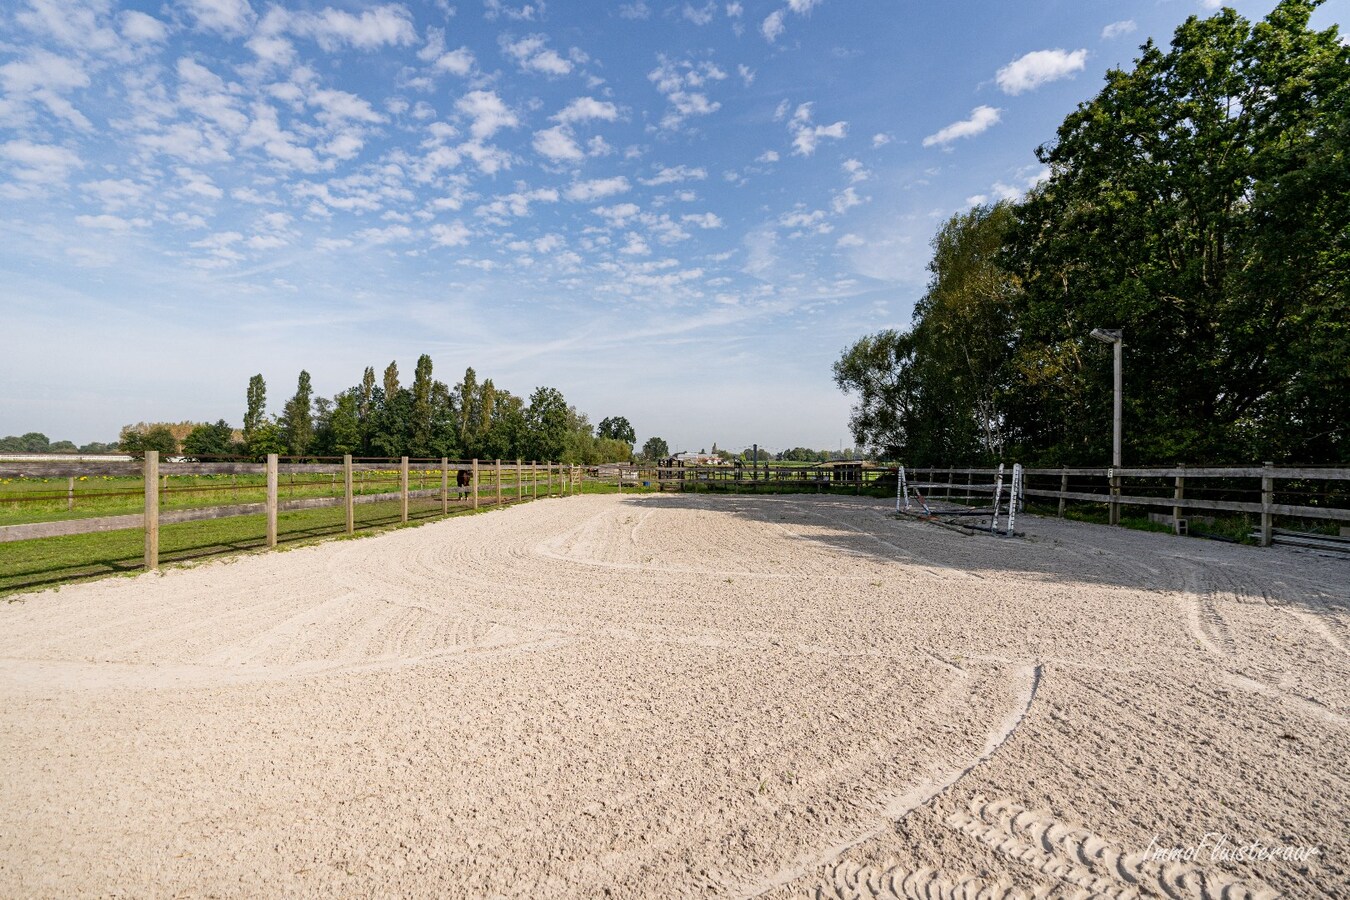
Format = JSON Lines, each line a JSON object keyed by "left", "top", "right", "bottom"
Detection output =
{"left": 440, "top": 457, "right": 448, "bottom": 515}
{"left": 495, "top": 459, "right": 502, "bottom": 507}
{"left": 516, "top": 459, "right": 523, "bottom": 501}
{"left": 547, "top": 463, "right": 553, "bottom": 497}
{"left": 143, "top": 450, "right": 159, "bottom": 571}
{"left": 67, "top": 476, "right": 75, "bottom": 511}
{"left": 616, "top": 463, "right": 621, "bottom": 495}
{"left": 400, "top": 457, "right": 409, "bottom": 522}
{"left": 344, "top": 454, "right": 354, "bottom": 535}
{"left": 1109, "top": 469, "right": 1121, "bottom": 526}
{"left": 1058, "top": 468, "right": 1068, "bottom": 518}
{"left": 266, "top": 453, "right": 278, "bottom": 548}
{"left": 1173, "top": 467, "right": 1185, "bottom": 536}
{"left": 532, "top": 461, "right": 538, "bottom": 500}
{"left": 1261, "top": 461, "right": 1274, "bottom": 547}
{"left": 472, "top": 459, "right": 479, "bottom": 510}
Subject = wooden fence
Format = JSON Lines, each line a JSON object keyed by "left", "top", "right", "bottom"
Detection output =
{"left": 0, "top": 454, "right": 580, "bottom": 571}
{"left": 901, "top": 464, "right": 1350, "bottom": 549}
{"left": 603, "top": 459, "right": 1349, "bottom": 550}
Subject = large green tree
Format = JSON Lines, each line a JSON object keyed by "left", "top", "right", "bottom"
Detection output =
{"left": 281, "top": 370, "right": 314, "bottom": 457}
{"left": 597, "top": 416, "right": 636, "bottom": 445}
{"left": 640, "top": 436, "right": 669, "bottom": 462}
{"left": 525, "top": 386, "right": 570, "bottom": 462}
{"left": 837, "top": 1, "right": 1348, "bottom": 466}
{"left": 835, "top": 203, "right": 1016, "bottom": 464}
{"left": 182, "top": 420, "right": 235, "bottom": 460}
{"left": 243, "top": 374, "right": 266, "bottom": 440}
{"left": 1005, "top": 0, "right": 1349, "bottom": 463}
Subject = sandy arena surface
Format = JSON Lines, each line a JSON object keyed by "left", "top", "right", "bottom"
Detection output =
{"left": 0, "top": 493, "right": 1346, "bottom": 898}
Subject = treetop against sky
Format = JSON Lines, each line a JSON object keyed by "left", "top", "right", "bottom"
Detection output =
{"left": 2, "top": 0, "right": 1345, "bottom": 449}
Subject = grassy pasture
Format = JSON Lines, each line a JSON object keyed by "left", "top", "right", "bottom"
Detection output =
{"left": 0, "top": 468, "right": 568, "bottom": 598}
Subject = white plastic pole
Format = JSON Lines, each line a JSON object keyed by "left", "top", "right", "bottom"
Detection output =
{"left": 1006, "top": 464, "right": 1022, "bottom": 537}
{"left": 991, "top": 463, "right": 1005, "bottom": 534}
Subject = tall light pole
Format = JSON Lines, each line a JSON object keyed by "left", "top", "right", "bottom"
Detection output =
{"left": 1090, "top": 328, "right": 1124, "bottom": 524}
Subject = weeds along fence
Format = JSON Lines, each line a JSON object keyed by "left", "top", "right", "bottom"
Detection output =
{"left": 901, "top": 464, "right": 1350, "bottom": 551}
{"left": 0, "top": 453, "right": 580, "bottom": 580}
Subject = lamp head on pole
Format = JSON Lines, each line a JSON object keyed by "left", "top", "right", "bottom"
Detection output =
{"left": 1089, "top": 327, "right": 1124, "bottom": 345}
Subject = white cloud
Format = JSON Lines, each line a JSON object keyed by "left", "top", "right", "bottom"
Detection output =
{"left": 565, "top": 176, "right": 631, "bottom": 202}
{"left": 639, "top": 165, "right": 707, "bottom": 186}
{"left": 475, "top": 188, "right": 558, "bottom": 220}
{"left": 15, "top": 0, "right": 120, "bottom": 52}
{"left": 761, "top": 0, "right": 820, "bottom": 43}
{"left": 872, "top": 133, "right": 892, "bottom": 148}
{"left": 780, "top": 207, "right": 828, "bottom": 231}
{"left": 787, "top": 102, "right": 847, "bottom": 156}
{"left": 287, "top": 5, "right": 416, "bottom": 50}
{"left": 0, "top": 49, "right": 91, "bottom": 129}
{"left": 81, "top": 178, "right": 147, "bottom": 211}
{"left": 75, "top": 214, "right": 150, "bottom": 232}
{"left": 923, "top": 105, "right": 1001, "bottom": 147}
{"left": 533, "top": 125, "right": 584, "bottom": 161}
{"left": 618, "top": 2, "right": 651, "bottom": 19}
{"left": 430, "top": 222, "right": 471, "bottom": 246}
{"left": 683, "top": 3, "right": 716, "bottom": 25}
{"left": 726, "top": 3, "right": 743, "bottom": 16}
{"left": 831, "top": 186, "right": 864, "bottom": 214}
{"left": 681, "top": 212, "right": 723, "bottom": 229}
{"left": 842, "top": 159, "right": 870, "bottom": 183}
{"left": 0, "top": 139, "right": 82, "bottom": 185}
{"left": 355, "top": 224, "right": 414, "bottom": 245}
{"left": 996, "top": 48, "right": 1087, "bottom": 95}
{"left": 761, "top": 10, "right": 785, "bottom": 42}
{"left": 241, "top": 102, "right": 323, "bottom": 170}
{"left": 737, "top": 64, "right": 755, "bottom": 87}
{"left": 648, "top": 56, "right": 727, "bottom": 130}
{"left": 593, "top": 203, "right": 640, "bottom": 226}
{"left": 552, "top": 96, "right": 619, "bottom": 124}
{"left": 181, "top": 0, "right": 256, "bottom": 36}
{"left": 121, "top": 11, "right": 168, "bottom": 43}
{"left": 433, "top": 47, "right": 476, "bottom": 75}
{"left": 456, "top": 90, "right": 519, "bottom": 139}
{"left": 484, "top": 0, "right": 545, "bottom": 20}
{"left": 836, "top": 233, "right": 864, "bottom": 248}
{"left": 1101, "top": 20, "right": 1137, "bottom": 40}
{"left": 619, "top": 233, "right": 651, "bottom": 255}
{"left": 501, "top": 34, "right": 573, "bottom": 76}
{"left": 742, "top": 227, "right": 777, "bottom": 276}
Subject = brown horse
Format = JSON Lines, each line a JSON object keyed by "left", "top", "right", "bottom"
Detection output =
{"left": 456, "top": 467, "right": 472, "bottom": 500}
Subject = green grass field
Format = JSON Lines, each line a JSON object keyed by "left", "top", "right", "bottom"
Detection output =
{"left": 0, "top": 470, "right": 573, "bottom": 598}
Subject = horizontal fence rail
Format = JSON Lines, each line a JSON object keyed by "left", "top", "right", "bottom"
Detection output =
{"left": 0, "top": 454, "right": 581, "bottom": 576}
{"left": 900, "top": 463, "right": 1350, "bottom": 549}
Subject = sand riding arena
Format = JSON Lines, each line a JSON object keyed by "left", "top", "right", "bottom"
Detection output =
{"left": 1, "top": 492, "right": 1346, "bottom": 897}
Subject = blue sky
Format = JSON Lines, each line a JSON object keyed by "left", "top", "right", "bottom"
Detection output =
{"left": 2, "top": 0, "right": 1345, "bottom": 452}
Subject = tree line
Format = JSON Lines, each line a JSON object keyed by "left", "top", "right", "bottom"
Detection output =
{"left": 0, "top": 433, "right": 116, "bottom": 455}
{"left": 120, "top": 356, "right": 646, "bottom": 465}
{"left": 836, "top": 1, "right": 1348, "bottom": 466}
